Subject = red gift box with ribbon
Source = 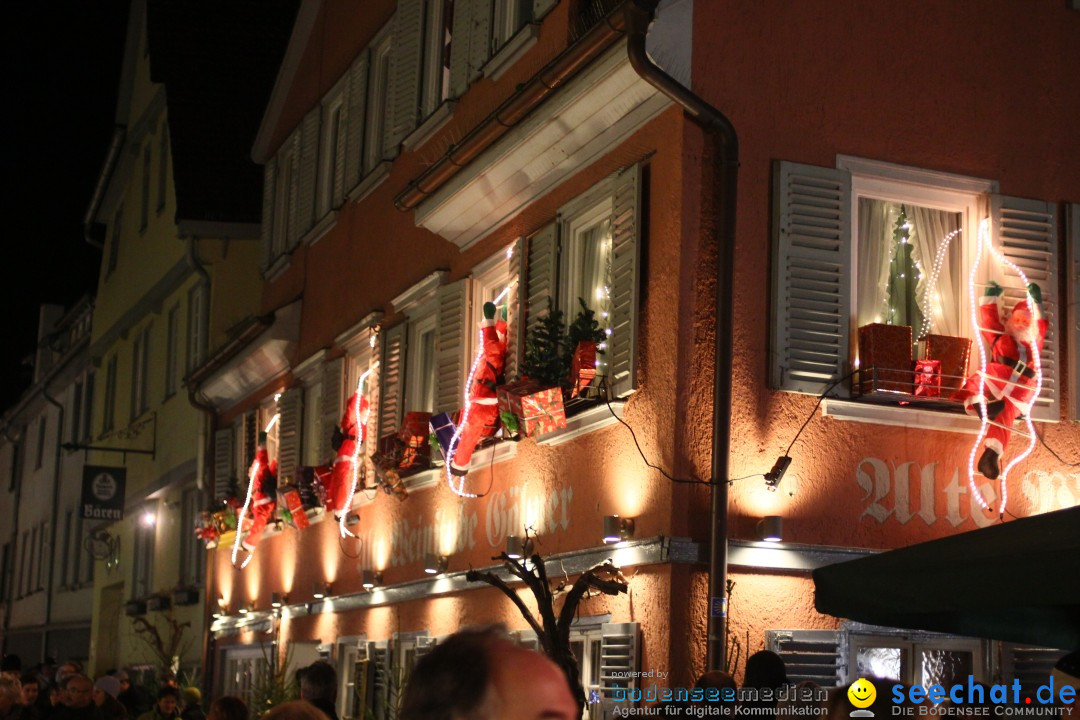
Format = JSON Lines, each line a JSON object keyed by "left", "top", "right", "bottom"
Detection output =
{"left": 913, "top": 359, "right": 942, "bottom": 398}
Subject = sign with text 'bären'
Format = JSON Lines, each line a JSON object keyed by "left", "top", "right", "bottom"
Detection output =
{"left": 81, "top": 466, "right": 126, "bottom": 520}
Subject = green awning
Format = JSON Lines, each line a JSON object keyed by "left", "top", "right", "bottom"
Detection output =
{"left": 813, "top": 505, "right": 1080, "bottom": 649}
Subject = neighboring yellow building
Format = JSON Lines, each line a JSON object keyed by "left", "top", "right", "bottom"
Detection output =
{"left": 84, "top": 0, "right": 268, "bottom": 680}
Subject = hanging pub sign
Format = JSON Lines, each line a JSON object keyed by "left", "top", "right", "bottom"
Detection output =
{"left": 81, "top": 465, "right": 126, "bottom": 520}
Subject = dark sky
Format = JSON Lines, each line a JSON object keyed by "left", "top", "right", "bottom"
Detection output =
{"left": 1, "top": 1, "right": 130, "bottom": 408}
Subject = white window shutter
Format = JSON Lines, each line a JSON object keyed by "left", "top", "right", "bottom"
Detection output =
{"left": 991, "top": 195, "right": 1059, "bottom": 422}
{"left": 434, "top": 279, "right": 471, "bottom": 414}
{"left": 505, "top": 238, "right": 524, "bottom": 381}
{"left": 467, "top": 0, "right": 492, "bottom": 79}
{"left": 525, "top": 222, "right": 559, "bottom": 341}
{"left": 296, "top": 108, "right": 321, "bottom": 242}
{"left": 599, "top": 622, "right": 640, "bottom": 711}
{"left": 260, "top": 158, "right": 276, "bottom": 270}
{"left": 367, "top": 641, "right": 391, "bottom": 719}
{"left": 448, "top": 0, "right": 474, "bottom": 97}
{"left": 766, "top": 629, "right": 845, "bottom": 686}
{"left": 320, "top": 357, "right": 345, "bottom": 463}
{"left": 379, "top": 323, "right": 408, "bottom": 438}
{"left": 344, "top": 54, "right": 369, "bottom": 191}
{"left": 277, "top": 388, "right": 303, "bottom": 483}
{"left": 285, "top": 132, "right": 302, "bottom": 247}
{"left": 212, "top": 427, "right": 234, "bottom": 500}
{"left": 533, "top": 0, "right": 557, "bottom": 21}
{"left": 387, "top": 0, "right": 425, "bottom": 151}
{"left": 414, "top": 636, "right": 437, "bottom": 665}
{"left": 608, "top": 164, "right": 641, "bottom": 398}
{"left": 770, "top": 160, "right": 853, "bottom": 395}
{"left": 333, "top": 94, "right": 349, "bottom": 208}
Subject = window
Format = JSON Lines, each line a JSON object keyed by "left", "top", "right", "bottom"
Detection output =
{"left": 187, "top": 285, "right": 205, "bottom": 372}
{"left": 103, "top": 355, "right": 118, "bottom": 432}
{"left": 849, "top": 633, "right": 983, "bottom": 687}
{"left": 141, "top": 143, "right": 152, "bottom": 231}
{"left": 9, "top": 436, "right": 22, "bottom": 492}
{"left": 406, "top": 313, "right": 438, "bottom": 414}
{"left": 365, "top": 29, "right": 393, "bottom": 174}
{"left": 36, "top": 521, "right": 48, "bottom": 591}
{"left": 770, "top": 157, "right": 1060, "bottom": 420}
{"left": 318, "top": 82, "right": 348, "bottom": 218}
{"left": 107, "top": 205, "right": 122, "bottom": 276}
{"left": 491, "top": 0, "right": 531, "bottom": 55}
{"left": 0, "top": 542, "right": 11, "bottom": 603}
{"left": 82, "top": 372, "right": 94, "bottom": 440}
{"left": 272, "top": 144, "right": 296, "bottom": 260}
{"left": 18, "top": 530, "right": 28, "bottom": 597}
{"left": 157, "top": 124, "right": 168, "bottom": 212}
{"left": 420, "top": 0, "right": 453, "bottom": 119}
{"left": 132, "top": 510, "right": 155, "bottom": 599}
{"left": 131, "top": 325, "right": 151, "bottom": 419}
{"left": 70, "top": 381, "right": 83, "bottom": 444}
{"left": 60, "top": 510, "right": 73, "bottom": 589}
{"left": 28, "top": 526, "right": 38, "bottom": 595}
{"left": 35, "top": 415, "right": 47, "bottom": 470}
{"left": 180, "top": 487, "right": 204, "bottom": 586}
{"left": 560, "top": 195, "right": 615, "bottom": 379}
{"left": 221, "top": 646, "right": 270, "bottom": 711}
{"left": 165, "top": 304, "right": 180, "bottom": 397}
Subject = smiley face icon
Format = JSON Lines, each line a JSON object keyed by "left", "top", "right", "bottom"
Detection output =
{"left": 848, "top": 678, "right": 877, "bottom": 708}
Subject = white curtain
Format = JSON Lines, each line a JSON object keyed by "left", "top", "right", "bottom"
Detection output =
{"left": 856, "top": 199, "right": 897, "bottom": 329}
{"left": 908, "top": 206, "right": 962, "bottom": 338}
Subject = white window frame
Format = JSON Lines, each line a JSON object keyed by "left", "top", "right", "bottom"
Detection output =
{"left": 131, "top": 324, "right": 151, "bottom": 419}
{"left": 491, "top": 0, "right": 532, "bottom": 55}
{"left": 365, "top": 27, "right": 393, "bottom": 175}
{"left": 35, "top": 414, "right": 47, "bottom": 470}
{"left": 848, "top": 633, "right": 985, "bottom": 686}
{"left": 103, "top": 354, "right": 118, "bottom": 432}
{"left": 180, "top": 486, "right": 204, "bottom": 586}
{"left": 140, "top": 142, "right": 152, "bottom": 232}
{"left": 469, "top": 244, "right": 517, "bottom": 371}
{"left": 335, "top": 636, "right": 367, "bottom": 720}
{"left": 165, "top": 303, "right": 180, "bottom": 398}
{"left": 405, "top": 308, "right": 439, "bottom": 414}
{"left": 220, "top": 645, "right": 271, "bottom": 710}
{"left": 132, "top": 507, "right": 156, "bottom": 599}
{"left": 157, "top": 124, "right": 168, "bottom": 213}
{"left": 272, "top": 146, "right": 296, "bottom": 258}
{"left": 420, "top": 0, "right": 452, "bottom": 119}
{"left": 317, "top": 79, "right": 349, "bottom": 218}
{"left": 259, "top": 399, "right": 281, "bottom": 463}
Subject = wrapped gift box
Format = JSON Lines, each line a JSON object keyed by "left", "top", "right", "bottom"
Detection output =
{"left": 212, "top": 507, "right": 238, "bottom": 534}
{"left": 858, "top": 323, "right": 913, "bottom": 394}
{"left": 429, "top": 412, "right": 457, "bottom": 462}
{"left": 497, "top": 379, "right": 567, "bottom": 438}
{"left": 913, "top": 359, "right": 942, "bottom": 398}
{"left": 568, "top": 340, "right": 598, "bottom": 397}
{"left": 922, "top": 334, "right": 971, "bottom": 393}
{"left": 398, "top": 412, "right": 432, "bottom": 470}
{"left": 297, "top": 465, "right": 333, "bottom": 507}
{"left": 277, "top": 485, "right": 309, "bottom": 530}
{"left": 372, "top": 463, "right": 409, "bottom": 501}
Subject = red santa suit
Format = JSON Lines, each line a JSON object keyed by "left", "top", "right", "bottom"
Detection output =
{"left": 327, "top": 391, "right": 370, "bottom": 517}
{"left": 955, "top": 290, "right": 1047, "bottom": 476}
{"left": 450, "top": 316, "right": 507, "bottom": 476}
{"left": 241, "top": 439, "right": 277, "bottom": 552}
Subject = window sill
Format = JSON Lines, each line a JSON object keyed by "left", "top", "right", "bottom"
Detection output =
{"left": 821, "top": 398, "right": 984, "bottom": 435}
{"left": 302, "top": 209, "right": 339, "bottom": 247}
{"left": 263, "top": 254, "right": 291, "bottom": 282}
{"left": 348, "top": 162, "right": 391, "bottom": 205}
{"left": 484, "top": 25, "right": 540, "bottom": 82}
{"left": 403, "top": 102, "right": 457, "bottom": 152}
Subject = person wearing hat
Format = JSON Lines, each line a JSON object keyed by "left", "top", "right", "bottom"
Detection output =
{"left": 178, "top": 689, "right": 202, "bottom": 720}
{"left": 92, "top": 678, "right": 125, "bottom": 720}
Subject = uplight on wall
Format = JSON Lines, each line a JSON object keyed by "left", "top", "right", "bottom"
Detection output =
{"left": 361, "top": 570, "right": 383, "bottom": 590}
{"left": 313, "top": 582, "right": 331, "bottom": 600}
{"left": 271, "top": 592, "right": 287, "bottom": 609}
{"left": 424, "top": 553, "right": 448, "bottom": 575}
{"left": 602, "top": 515, "right": 635, "bottom": 544}
{"left": 505, "top": 535, "right": 533, "bottom": 560}
{"left": 756, "top": 516, "right": 783, "bottom": 543}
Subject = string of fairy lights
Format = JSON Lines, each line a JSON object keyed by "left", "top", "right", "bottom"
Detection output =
{"left": 232, "top": 413, "right": 280, "bottom": 569}
{"left": 339, "top": 365, "right": 374, "bottom": 539}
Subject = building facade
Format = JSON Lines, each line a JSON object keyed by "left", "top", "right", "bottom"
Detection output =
{"left": 202, "top": 0, "right": 1079, "bottom": 716}
{"left": 0, "top": 299, "right": 96, "bottom": 666}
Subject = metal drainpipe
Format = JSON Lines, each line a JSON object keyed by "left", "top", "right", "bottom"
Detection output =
{"left": 42, "top": 387, "right": 66, "bottom": 660}
{"left": 83, "top": 126, "right": 127, "bottom": 250}
{"left": 625, "top": 0, "right": 740, "bottom": 672}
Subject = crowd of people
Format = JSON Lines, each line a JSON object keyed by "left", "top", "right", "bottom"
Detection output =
{"left": 4, "top": 638, "right": 1078, "bottom": 720}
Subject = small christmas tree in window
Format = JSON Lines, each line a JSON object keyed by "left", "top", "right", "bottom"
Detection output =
{"left": 886, "top": 204, "right": 923, "bottom": 334}
{"left": 521, "top": 298, "right": 566, "bottom": 387}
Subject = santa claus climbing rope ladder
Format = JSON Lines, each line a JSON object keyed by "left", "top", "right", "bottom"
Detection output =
{"left": 963, "top": 218, "right": 1044, "bottom": 517}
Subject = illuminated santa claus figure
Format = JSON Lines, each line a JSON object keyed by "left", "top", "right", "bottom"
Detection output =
{"left": 327, "top": 388, "right": 371, "bottom": 518}
{"left": 955, "top": 281, "right": 1047, "bottom": 480}
{"left": 240, "top": 431, "right": 277, "bottom": 552}
{"left": 450, "top": 302, "right": 507, "bottom": 478}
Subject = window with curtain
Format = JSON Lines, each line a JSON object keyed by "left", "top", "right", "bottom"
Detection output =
{"left": 856, "top": 199, "right": 962, "bottom": 347}
{"left": 561, "top": 198, "right": 614, "bottom": 374}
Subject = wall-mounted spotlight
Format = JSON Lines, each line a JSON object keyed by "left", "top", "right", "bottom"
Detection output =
{"left": 141, "top": 511, "right": 157, "bottom": 527}
{"left": 271, "top": 592, "right": 287, "bottom": 608}
{"left": 424, "top": 553, "right": 448, "bottom": 575}
{"left": 313, "top": 582, "right": 331, "bottom": 600}
{"left": 238, "top": 602, "right": 254, "bottom": 615}
{"left": 764, "top": 456, "right": 792, "bottom": 492}
{"left": 345, "top": 512, "right": 361, "bottom": 527}
{"left": 361, "top": 570, "right": 383, "bottom": 590}
{"left": 756, "top": 516, "right": 783, "bottom": 543}
{"left": 505, "top": 535, "right": 533, "bottom": 560}
{"left": 602, "top": 515, "right": 635, "bottom": 544}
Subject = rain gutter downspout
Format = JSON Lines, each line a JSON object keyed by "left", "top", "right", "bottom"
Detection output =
{"left": 41, "top": 386, "right": 66, "bottom": 659}
{"left": 83, "top": 125, "right": 127, "bottom": 250}
{"left": 625, "top": 0, "right": 739, "bottom": 672}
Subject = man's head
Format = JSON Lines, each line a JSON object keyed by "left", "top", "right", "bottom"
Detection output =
{"left": 298, "top": 662, "right": 336, "bottom": 704}
{"left": 399, "top": 626, "right": 578, "bottom": 720}
{"left": 113, "top": 670, "right": 131, "bottom": 692}
{"left": 157, "top": 686, "right": 180, "bottom": 716}
{"left": 20, "top": 674, "right": 40, "bottom": 706}
{"left": 0, "top": 676, "right": 21, "bottom": 714}
{"left": 65, "top": 674, "right": 95, "bottom": 709}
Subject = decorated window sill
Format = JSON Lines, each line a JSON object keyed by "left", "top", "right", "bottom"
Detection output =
{"left": 822, "top": 397, "right": 983, "bottom": 436}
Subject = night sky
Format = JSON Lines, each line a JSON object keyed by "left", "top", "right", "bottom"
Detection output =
{"left": 1, "top": 1, "right": 130, "bottom": 408}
